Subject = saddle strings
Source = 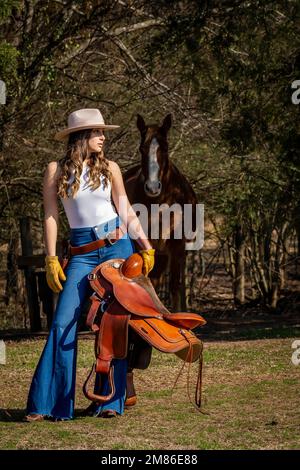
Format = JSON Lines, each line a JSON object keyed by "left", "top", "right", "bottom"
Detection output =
{"left": 171, "top": 331, "right": 206, "bottom": 414}
{"left": 195, "top": 343, "right": 203, "bottom": 407}
{"left": 170, "top": 341, "right": 190, "bottom": 395}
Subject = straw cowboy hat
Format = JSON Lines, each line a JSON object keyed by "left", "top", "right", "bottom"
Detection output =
{"left": 54, "top": 108, "right": 120, "bottom": 141}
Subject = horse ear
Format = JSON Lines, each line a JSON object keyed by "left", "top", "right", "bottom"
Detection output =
{"left": 137, "top": 114, "right": 147, "bottom": 133}
{"left": 161, "top": 114, "right": 172, "bottom": 134}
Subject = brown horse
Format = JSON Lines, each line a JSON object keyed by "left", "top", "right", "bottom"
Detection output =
{"left": 124, "top": 114, "right": 200, "bottom": 311}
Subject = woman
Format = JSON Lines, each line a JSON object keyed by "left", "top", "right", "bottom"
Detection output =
{"left": 25, "top": 108, "right": 154, "bottom": 421}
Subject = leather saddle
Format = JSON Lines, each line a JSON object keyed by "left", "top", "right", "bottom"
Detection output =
{"left": 83, "top": 253, "right": 206, "bottom": 408}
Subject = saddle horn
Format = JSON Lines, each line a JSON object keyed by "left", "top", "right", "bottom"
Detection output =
{"left": 121, "top": 253, "right": 143, "bottom": 279}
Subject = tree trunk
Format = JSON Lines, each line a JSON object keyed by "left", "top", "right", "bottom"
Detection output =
{"left": 5, "top": 236, "right": 20, "bottom": 306}
{"left": 270, "top": 223, "right": 288, "bottom": 309}
{"left": 233, "top": 225, "right": 245, "bottom": 305}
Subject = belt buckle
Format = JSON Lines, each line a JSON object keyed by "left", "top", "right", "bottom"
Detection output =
{"left": 105, "top": 231, "right": 117, "bottom": 246}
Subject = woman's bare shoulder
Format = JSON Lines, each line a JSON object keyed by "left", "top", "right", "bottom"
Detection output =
{"left": 44, "top": 161, "right": 62, "bottom": 179}
{"left": 108, "top": 159, "right": 121, "bottom": 174}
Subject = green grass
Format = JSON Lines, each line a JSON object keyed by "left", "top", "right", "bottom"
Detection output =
{"left": 0, "top": 337, "right": 299, "bottom": 450}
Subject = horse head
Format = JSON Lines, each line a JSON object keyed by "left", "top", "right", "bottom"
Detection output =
{"left": 137, "top": 113, "right": 172, "bottom": 198}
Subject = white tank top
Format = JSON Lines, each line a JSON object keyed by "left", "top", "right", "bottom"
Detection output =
{"left": 59, "top": 164, "right": 118, "bottom": 228}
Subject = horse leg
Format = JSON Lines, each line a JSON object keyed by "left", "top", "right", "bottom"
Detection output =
{"left": 169, "top": 244, "right": 186, "bottom": 311}
{"left": 125, "top": 368, "right": 137, "bottom": 407}
{"left": 180, "top": 253, "right": 187, "bottom": 311}
{"left": 149, "top": 252, "right": 169, "bottom": 289}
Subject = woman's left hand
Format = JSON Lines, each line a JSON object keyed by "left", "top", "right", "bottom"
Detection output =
{"left": 139, "top": 248, "right": 155, "bottom": 276}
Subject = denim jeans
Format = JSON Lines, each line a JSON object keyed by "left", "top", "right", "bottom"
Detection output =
{"left": 26, "top": 216, "right": 136, "bottom": 419}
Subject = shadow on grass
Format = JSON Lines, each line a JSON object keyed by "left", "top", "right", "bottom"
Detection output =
{"left": 231, "top": 326, "right": 300, "bottom": 340}
{"left": 197, "top": 325, "right": 300, "bottom": 342}
{"left": 0, "top": 408, "right": 109, "bottom": 423}
{"left": 0, "top": 409, "right": 26, "bottom": 422}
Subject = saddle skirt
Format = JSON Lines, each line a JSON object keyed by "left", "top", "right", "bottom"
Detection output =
{"left": 83, "top": 253, "right": 206, "bottom": 408}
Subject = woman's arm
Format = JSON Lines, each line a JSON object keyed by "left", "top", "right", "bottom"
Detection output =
{"left": 43, "top": 162, "right": 60, "bottom": 256}
{"left": 110, "top": 161, "right": 152, "bottom": 250}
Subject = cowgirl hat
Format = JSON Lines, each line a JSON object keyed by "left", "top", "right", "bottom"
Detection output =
{"left": 54, "top": 108, "right": 120, "bottom": 141}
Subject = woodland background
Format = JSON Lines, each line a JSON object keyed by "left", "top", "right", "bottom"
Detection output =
{"left": 0, "top": 0, "right": 299, "bottom": 331}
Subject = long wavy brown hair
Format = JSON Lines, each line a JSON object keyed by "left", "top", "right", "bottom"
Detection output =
{"left": 57, "top": 129, "right": 112, "bottom": 199}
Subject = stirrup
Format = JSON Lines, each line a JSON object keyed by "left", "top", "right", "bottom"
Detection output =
{"left": 83, "top": 362, "right": 115, "bottom": 403}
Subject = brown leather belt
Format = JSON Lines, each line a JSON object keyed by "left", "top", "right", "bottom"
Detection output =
{"left": 70, "top": 223, "right": 127, "bottom": 256}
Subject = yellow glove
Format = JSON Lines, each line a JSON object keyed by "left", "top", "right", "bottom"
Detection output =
{"left": 45, "top": 255, "right": 66, "bottom": 293}
{"left": 139, "top": 248, "right": 155, "bottom": 276}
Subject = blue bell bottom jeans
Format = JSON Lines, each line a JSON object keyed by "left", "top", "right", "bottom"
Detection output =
{"left": 26, "top": 216, "right": 136, "bottom": 420}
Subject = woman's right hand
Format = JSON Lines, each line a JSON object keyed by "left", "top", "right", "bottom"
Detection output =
{"left": 45, "top": 255, "right": 66, "bottom": 293}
